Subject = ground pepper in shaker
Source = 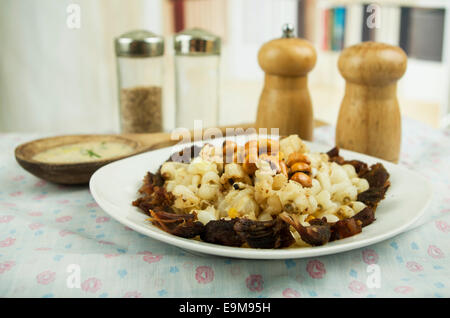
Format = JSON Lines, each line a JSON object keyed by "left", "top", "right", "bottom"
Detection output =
{"left": 115, "top": 30, "right": 164, "bottom": 133}
{"left": 174, "top": 28, "right": 220, "bottom": 130}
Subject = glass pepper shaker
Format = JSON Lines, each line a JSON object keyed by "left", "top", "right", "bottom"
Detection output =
{"left": 174, "top": 28, "right": 221, "bottom": 129}
{"left": 115, "top": 30, "right": 164, "bottom": 133}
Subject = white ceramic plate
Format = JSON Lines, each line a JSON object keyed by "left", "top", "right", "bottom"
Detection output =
{"left": 90, "top": 136, "right": 432, "bottom": 259}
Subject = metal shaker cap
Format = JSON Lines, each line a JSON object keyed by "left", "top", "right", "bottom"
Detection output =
{"left": 281, "top": 23, "right": 295, "bottom": 38}
{"left": 174, "top": 28, "right": 221, "bottom": 56}
{"left": 115, "top": 30, "right": 164, "bottom": 57}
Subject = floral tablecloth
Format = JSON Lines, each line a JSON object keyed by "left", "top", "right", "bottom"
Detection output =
{"left": 0, "top": 117, "right": 449, "bottom": 298}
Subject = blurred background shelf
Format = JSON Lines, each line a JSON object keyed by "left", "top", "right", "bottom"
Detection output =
{"left": 0, "top": 0, "right": 448, "bottom": 133}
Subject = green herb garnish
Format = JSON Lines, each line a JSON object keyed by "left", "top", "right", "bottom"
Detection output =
{"left": 84, "top": 149, "right": 101, "bottom": 158}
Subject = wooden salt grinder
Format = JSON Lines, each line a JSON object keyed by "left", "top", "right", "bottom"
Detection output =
{"left": 256, "top": 24, "right": 317, "bottom": 141}
{"left": 336, "top": 42, "right": 407, "bottom": 163}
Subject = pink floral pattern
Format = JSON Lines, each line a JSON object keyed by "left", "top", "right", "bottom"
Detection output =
{"left": 59, "top": 229, "right": 74, "bottom": 237}
{"left": 123, "top": 291, "right": 142, "bottom": 298}
{"left": 348, "top": 280, "right": 367, "bottom": 294}
{"left": 0, "top": 261, "right": 15, "bottom": 274}
{"left": 362, "top": 249, "right": 379, "bottom": 264}
{"left": 306, "top": 260, "right": 326, "bottom": 279}
{"left": 0, "top": 215, "right": 15, "bottom": 223}
{"left": 0, "top": 237, "right": 16, "bottom": 248}
{"left": 245, "top": 274, "right": 264, "bottom": 292}
{"left": 141, "top": 252, "right": 163, "bottom": 264}
{"left": 394, "top": 286, "right": 414, "bottom": 294}
{"left": 282, "top": 288, "right": 301, "bottom": 298}
{"left": 36, "top": 270, "right": 56, "bottom": 285}
{"left": 406, "top": 261, "right": 424, "bottom": 272}
{"left": 96, "top": 216, "right": 110, "bottom": 223}
{"left": 34, "top": 180, "right": 46, "bottom": 187}
{"left": 435, "top": 220, "right": 450, "bottom": 233}
{"left": 195, "top": 266, "right": 214, "bottom": 284}
{"left": 55, "top": 216, "right": 72, "bottom": 223}
{"left": 98, "top": 240, "right": 114, "bottom": 245}
{"left": 428, "top": 245, "right": 445, "bottom": 259}
{"left": 81, "top": 277, "right": 102, "bottom": 293}
{"left": 104, "top": 253, "right": 120, "bottom": 258}
{"left": 29, "top": 223, "right": 44, "bottom": 230}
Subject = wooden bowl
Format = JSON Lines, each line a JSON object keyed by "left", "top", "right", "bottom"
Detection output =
{"left": 15, "top": 135, "right": 146, "bottom": 185}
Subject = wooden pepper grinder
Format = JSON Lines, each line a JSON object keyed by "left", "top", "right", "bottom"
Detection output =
{"left": 336, "top": 42, "right": 407, "bottom": 163}
{"left": 256, "top": 24, "right": 316, "bottom": 141}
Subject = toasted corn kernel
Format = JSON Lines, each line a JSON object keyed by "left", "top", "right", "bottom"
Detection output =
{"left": 290, "top": 162, "right": 311, "bottom": 173}
{"left": 286, "top": 152, "right": 311, "bottom": 167}
{"left": 305, "top": 215, "right": 316, "bottom": 222}
{"left": 290, "top": 172, "right": 312, "bottom": 187}
{"left": 228, "top": 207, "right": 239, "bottom": 218}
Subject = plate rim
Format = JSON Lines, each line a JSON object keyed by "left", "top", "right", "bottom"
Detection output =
{"left": 89, "top": 138, "right": 433, "bottom": 259}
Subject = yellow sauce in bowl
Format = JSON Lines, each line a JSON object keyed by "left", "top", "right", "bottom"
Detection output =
{"left": 33, "top": 141, "right": 135, "bottom": 163}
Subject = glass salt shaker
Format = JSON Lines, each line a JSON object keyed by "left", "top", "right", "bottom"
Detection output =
{"left": 115, "top": 30, "right": 164, "bottom": 133}
{"left": 174, "top": 28, "right": 221, "bottom": 129}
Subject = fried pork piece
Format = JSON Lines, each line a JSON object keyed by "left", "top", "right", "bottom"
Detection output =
{"left": 132, "top": 172, "right": 174, "bottom": 213}
{"left": 329, "top": 206, "right": 375, "bottom": 241}
{"left": 357, "top": 164, "right": 390, "bottom": 207}
{"left": 344, "top": 160, "right": 369, "bottom": 176}
{"left": 357, "top": 187, "right": 388, "bottom": 208}
{"left": 326, "top": 146, "right": 340, "bottom": 159}
{"left": 149, "top": 210, "right": 205, "bottom": 238}
{"left": 279, "top": 213, "right": 331, "bottom": 246}
{"left": 330, "top": 218, "right": 362, "bottom": 241}
{"left": 352, "top": 206, "right": 376, "bottom": 227}
{"left": 200, "top": 219, "right": 245, "bottom": 247}
{"left": 233, "top": 217, "right": 295, "bottom": 249}
{"left": 326, "top": 147, "right": 369, "bottom": 176}
{"left": 137, "top": 171, "right": 164, "bottom": 195}
{"left": 360, "top": 163, "right": 390, "bottom": 188}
